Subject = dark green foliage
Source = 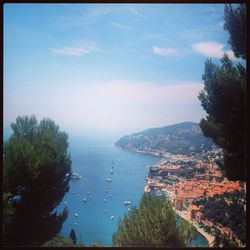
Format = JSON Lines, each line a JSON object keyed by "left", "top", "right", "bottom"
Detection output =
{"left": 213, "top": 231, "right": 238, "bottom": 248}
{"left": 112, "top": 193, "right": 193, "bottom": 247}
{"left": 198, "top": 55, "right": 246, "bottom": 180}
{"left": 193, "top": 191, "right": 245, "bottom": 244}
{"left": 42, "top": 234, "right": 85, "bottom": 247}
{"left": 3, "top": 115, "right": 72, "bottom": 246}
{"left": 224, "top": 4, "right": 246, "bottom": 59}
{"left": 116, "top": 122, "right": 214, "bottom": 154}
{"left": 198, "top": 3, "right": 246, "bottom": 181}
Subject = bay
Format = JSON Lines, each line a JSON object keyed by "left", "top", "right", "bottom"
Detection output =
{"left": 56, "top": 135, "right": 208, "bottom": 247}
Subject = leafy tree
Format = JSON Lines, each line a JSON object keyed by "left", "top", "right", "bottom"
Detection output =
{"left": 224, "top": 4, "right": 246, "bottom": 59}
{"left": 198, "top": 3, "right": 246, "bottom": 181}
{"left": 42, "top": 234, "right": 85, "bottom": 247}
{"left": 213, "top": 231, "right": 221, "bottom": 247}
{"left": 112, "top": 193, "right": 193, "bottom": 247}
{"left": 3, "top": 115, "right": 72, "bottom": 246}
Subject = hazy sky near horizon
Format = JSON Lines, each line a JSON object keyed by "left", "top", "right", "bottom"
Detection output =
{"left": 4, "top": 3, "right": 239, "bottom": 136}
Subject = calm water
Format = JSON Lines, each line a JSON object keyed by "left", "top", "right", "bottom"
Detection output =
{"left": 54, "top": 135, "right": 208, "bottom": 247}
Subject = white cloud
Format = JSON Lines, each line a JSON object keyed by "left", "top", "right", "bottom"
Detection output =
{"left": 76, "top": 80, "right": 203, "bottom": 105}
{"left": 4, "top": 79, "right": 205, "bottom": 132}
{"left": 129, "top": 7, "right": 147, "bottom": 19}
{"left": 191, "top": 41, "right": 236, "bottom": 60}
{"left": 50, "top": 47, "right": 90, "bottom": 56}
{"left": 110, "top": 22, "right": 133, "bottom": 30}
{"left": 50, "top": 40, "right": 99, "bottom": 56}
{"left": 144, "top": 33, "right": 175, "bottom": 44}
{"left": 152, "top": 46, "right": 179, "bottom": 57}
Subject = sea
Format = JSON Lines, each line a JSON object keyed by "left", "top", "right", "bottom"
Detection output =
{"left": 55, "top": 135, "right": 209, "bottom": 247}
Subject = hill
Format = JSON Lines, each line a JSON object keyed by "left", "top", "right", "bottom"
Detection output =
{"left": 115, "top": 122, "right": 215, "bottom": 155}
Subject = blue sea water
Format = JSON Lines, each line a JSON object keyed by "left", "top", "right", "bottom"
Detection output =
{"left": 53, "top": 135, "right": 208, "bottom": 247}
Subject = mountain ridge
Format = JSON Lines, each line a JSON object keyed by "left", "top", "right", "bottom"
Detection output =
{"left": 115, "top": 121, "right": 215, "bottom": 155}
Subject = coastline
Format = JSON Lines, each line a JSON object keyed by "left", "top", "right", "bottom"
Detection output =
{"left": 118, "top": 146, "right": 214, "bottom": 247}
{"left": 175, "top": 209, "right": 214, "bottom": 247}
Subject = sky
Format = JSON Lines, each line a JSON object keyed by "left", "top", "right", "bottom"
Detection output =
{"left": 3, "top": 3, "right": 239, "bottom": 137}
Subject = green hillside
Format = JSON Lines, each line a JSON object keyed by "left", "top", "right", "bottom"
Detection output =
{"left": 115, "top": 122, "right": 215, "bottom": 154}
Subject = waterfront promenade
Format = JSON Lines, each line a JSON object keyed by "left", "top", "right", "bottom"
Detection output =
{"left": 175, "top": 209, "right": 214, "bottom": 247}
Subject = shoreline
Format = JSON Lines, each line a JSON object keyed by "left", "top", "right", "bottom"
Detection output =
{"left": 175, "top": 209, "right": 214, "bottom": 247}
{"left": 118, "top": 146, "right": 215, "bottom": 247}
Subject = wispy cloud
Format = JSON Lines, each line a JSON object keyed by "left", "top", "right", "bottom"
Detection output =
{"left": 50, "top": 47, "right": 90, "bottom": 56}
{"left": 88, "top": 7, "right": 115, "bottom": 17}
{"left": 191, "top": 41, "right": 236, "bottom": 60}
{"left": 76, "top": 80, "right": 203, "bottom": 105}
{"left": 129, "top": 7, "right": 147, "bottom": 19}
{"left": 110, "top": 21, "right": 133, "bottom": 30}
{"left": 144, "top": 33, "right": 175, "bottom": 44}
{"left": 152, "top": 46, "right": 179, "bottom": 57}
{"left": 50, "top": 40, "right": 99, "bottom": 56}
{"left": 218, "top": 21, "right": 224, "bottom": 28}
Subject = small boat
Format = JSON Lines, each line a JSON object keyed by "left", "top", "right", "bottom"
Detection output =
{"left": 74, "top": 222, "right": 78, "bottom": 226}
{"left": 123, "top": 201, "right": 131, "bottom": 205}
{"left": 128, "top": 208, "right": 131, "bottom": 212}
{"left": 104, "top": 189, "right": 108, "bottom": 193}
{"left": 110, "top": 215, "right": 114, "bottom": 220}
{"left": 103, "top": 199, "right": 107, "bottom": 202}
{"left": 87, "top": 191, "right": 90, "bottom": 195}
{"left": 83, "top": 198, "right": 87, "bottom": 202}
{"left": 71, "top": 172, "right": 82, "bottom": 179}
{"left": 106, "top": 178, "right": 112, "bottom": 182}
{"left": 105, "top": 209, "right": 108, "bottom": 213}
{"left": 108, "top": 194, "right": 112, "bottom": 198}
{"left": 74, "top": 213, "right": 79, "bottom": 217}
{"left": 110, "top": 170, "right": 114, "bottom": 175}
{"left": 64, "top": 201, "right": 67, "bottom": 205}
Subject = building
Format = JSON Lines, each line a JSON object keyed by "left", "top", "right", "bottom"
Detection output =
{"left": 174, "top": 196, "right": 183, "bottom": 210}
{"left": 188, "top": 204, "right": 200, "bottom": 219}
{"left": 195, "top": 211, "right": 205, "bottom": 223}
{"left": 221, "top": 227, "right": 234, "bottom": 240}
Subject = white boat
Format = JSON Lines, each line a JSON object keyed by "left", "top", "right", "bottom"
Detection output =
{"left": 123, "top": 201, "right": 131, "bottom": 205}
{"left": 105, "top": 209, "right": 108, "bottom": 213}
{"left": 110, "top": 170, "right": 114, "bottom": 175}
{"left": 87, "top": 191, "right": 90, "bottom": 195}
{"left": 74, "top": 213, "right": 79, "bottom": 217}
{"left": 83, "top": 198, "right": 87, "bottom": 202}
{"left": 110, "top": 215, "right": 114, "bottom": 220}
{"left": 74, "top": 222, "right": 78, "bottom": 226}
{"left": 108, "top": 194, "right": 112, "bottom": 198}
{"left": 104, "top": 189, "right": 108, "bottom": 193}
{"left": 64, "top": 201, "right": 67, "bottom": 205}
{"left": 104, "top": 199, "right": 107, "bottom": 202}
{"left": 71, "top": 172, "right": 82, "bottom": 179}
{"left": 106, "top": 178, "right": 112, "bottom": 182}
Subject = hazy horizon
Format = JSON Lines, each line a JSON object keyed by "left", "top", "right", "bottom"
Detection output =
{"left": 4, "top": 3, "right": 241, "bottom": 137}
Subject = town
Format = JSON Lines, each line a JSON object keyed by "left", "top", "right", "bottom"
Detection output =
{"left": 144, "top": 148, "right": 246, "bottom": 247}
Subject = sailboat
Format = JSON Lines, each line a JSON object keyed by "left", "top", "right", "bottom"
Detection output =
{"left": 110, "top": 160, "right": 114, "bottom": 174}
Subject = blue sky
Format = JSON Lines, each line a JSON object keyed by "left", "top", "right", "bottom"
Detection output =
{"left": 4, "top": 3, "right": 239, "bottom": 137}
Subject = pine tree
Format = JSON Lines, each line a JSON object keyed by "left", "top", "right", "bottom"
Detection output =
{"left": 198, "top": 4, "right": 246, "bottom": 180}
{"left": 3, "top": 115, "right": 72, "bottom": 246}
{"left": 112, "top": 193, "right": 193, "bottom": 247}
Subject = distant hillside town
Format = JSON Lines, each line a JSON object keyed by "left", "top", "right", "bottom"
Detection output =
{"left": 115, "top": 122, "right": 215, "bottom": 155}
{"left": 116, "top": 122, "right": 246, "bottom": 247}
